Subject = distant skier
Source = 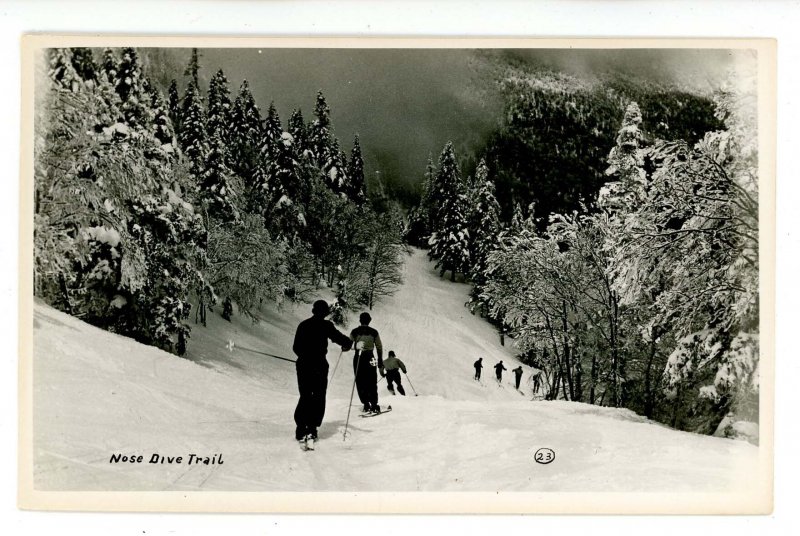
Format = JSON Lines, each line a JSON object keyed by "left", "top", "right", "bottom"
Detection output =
{"left": 350, "top": 312, "right": 385, "bottom": 414}
{"left": 474, "top": 357, "right": 483, "bottom": 380}
{"left": 512, "top": 366, "right": 524, "bottom": 390}
{"left": 532, "top": 369, "right": 543, "bottom": 395}
{"left": 292, "top": 300, "right": 352, "bottom": 444}
{"left": 383, "top": 350, "right": 407, "bottom": 396}
{"left": 222, "top": 297, "right": 233, "bottom": 321}
{"left": 494, "top": 361, "right": 507, "bottom": 382}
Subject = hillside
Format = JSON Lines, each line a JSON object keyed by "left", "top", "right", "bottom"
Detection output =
{"left": 32, "top": 249, "right": 759, "bottom": 492}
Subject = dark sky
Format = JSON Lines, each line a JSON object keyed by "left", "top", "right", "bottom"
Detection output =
{"left": 154, "top": 47, "right": 749, "bottom": 198}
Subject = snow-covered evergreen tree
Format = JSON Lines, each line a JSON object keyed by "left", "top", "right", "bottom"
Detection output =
{"left": 207, "top": 69, "right": 233, "bottom": 147}
{"left": 428, "top": 142, "right": 471, "bottom": 281}
{"left": 309, "top": 90, "right": 332, "bottom": 166}
{"left": 346, "top": 134, "right": 367, "bottom": 205}
{"left": 184, "top": 48, "right": 201, "bottom": 90}
{"left": 167, "top": 79, "right": 181, "bottom": 132}
{"left": 114, "top": 47, "right": 149, "bottom": 128}
{"left": 199, "top": 133, "right": 237, "bottom": 222}
{"left": 598, "top": 101, "right": 646, "bottom": 211}
{"left": 100, "top": 48, "right": 118, "bottom": 85}
{"left": 178, "top": 82, "right": 208, "bottom": 176}
{"left": 288, "top": 109, "right": 309, "bottom": 158}
{"left": 466, "top": 159, "right": 501, "bottom": 281}
{"left": 36, "top": 48, "right": 205, "bottom": 355}
{"left": 150, "top": 91, "right": 176, "bottom": 148}
{"left": 230, "top": 80, "right": 263, "bottom": 186}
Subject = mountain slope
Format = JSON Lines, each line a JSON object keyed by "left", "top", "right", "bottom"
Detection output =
{"left": 31, "top": 249, "right": 759, "bottom": 492}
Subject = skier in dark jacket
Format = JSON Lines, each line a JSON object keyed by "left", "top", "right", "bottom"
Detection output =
{"left": 494, "top": 360, "right": 507, "bottom": 382}
{"left": 222, "top": 296, "right": 233, "bottom": 321}
{"left": 292, "top": 300, "right": 352, "bottom": 442}
{"left": 474, "top": 357, "right": 483, "bottom": 380}
{"left": 512, "top": 366, "right": 524, "bottom": 390}
{"left": 350, "top": 312, "right": 385, "bottom": 414}
{"left": 383, "top": 350, "right": 407, "bottom": 396}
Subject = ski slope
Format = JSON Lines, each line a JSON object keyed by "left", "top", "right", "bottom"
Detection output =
{"left": 32, "top": 248, "right": 759, "bottom": 492}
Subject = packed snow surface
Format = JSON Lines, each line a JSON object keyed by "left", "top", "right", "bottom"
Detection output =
{"left": 33, "top": 249, "right": 758, "bottom": 492}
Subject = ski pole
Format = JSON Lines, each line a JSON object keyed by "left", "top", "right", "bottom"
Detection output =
{"left": 227, "top": 340, "right": 296, "bottom": 363}
{"left": 329, "top": 348, "right": 345, "bottom": 384}
{"left": 343, "top": 351, "right": 364, "bottom": 442}
{"left": 402, "top": 371, "right": 419, "bottom": 396}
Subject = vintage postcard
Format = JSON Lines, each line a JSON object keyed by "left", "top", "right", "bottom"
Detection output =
{"left": 18, "top": 35, "right": 775, "bottom": 513}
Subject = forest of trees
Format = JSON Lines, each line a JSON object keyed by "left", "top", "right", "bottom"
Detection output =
{"left": 408, "top": 65, "right": 759, "bottom": 437}
{"left": 35, "top": 47, "right": 405, "bottom": 355}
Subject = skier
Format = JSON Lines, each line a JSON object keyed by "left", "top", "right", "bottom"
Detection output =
{"left": 383, "top": 350, "right": 407, "bottom": 396}
{"left": 350, "top": 312, "right": 385, "bottom": 414}
{"left": 222, "top": 297, "right": 233, "bottom": 321}
{"left": 474, "top": 357, "right": 483, "bottom": 380}
{"left": 532, "top": 369, "right": 543, "bottom": 394}
{"left": 512, "top": 366, "right": 524, "bottom": 390}
{"left": 292, "top": 300, "right": 353, "bottom": 445}
{"left": 494, "top": 360, "right": 507, "bottom": 382}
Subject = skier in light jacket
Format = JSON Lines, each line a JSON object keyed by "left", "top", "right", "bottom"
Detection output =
{"left": 383, "top": 350, "right": 407, "bottom": 396}
{"left": 350, "top": 312, "right": 385, "bottom": 414}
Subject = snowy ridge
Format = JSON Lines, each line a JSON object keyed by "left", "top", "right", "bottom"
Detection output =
{"left": 32, "top": 249, "right": 758, "bottom": 492}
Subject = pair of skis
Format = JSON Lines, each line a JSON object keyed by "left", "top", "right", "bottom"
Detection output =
{"left": 359, "top": 405, "right": 392, "bottom": 418}
{"left": 300, "top": 405, "right": 393, "bottom": 451}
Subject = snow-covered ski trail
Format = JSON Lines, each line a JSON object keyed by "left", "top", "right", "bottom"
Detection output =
{"left": 32, "top": 249, "right": 760, "bottom": 492}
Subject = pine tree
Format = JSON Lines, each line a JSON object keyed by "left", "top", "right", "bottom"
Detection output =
{"left": 230, "top": 80, "right": 263, "bottom": 185}
{"left": 262, "top": 102, "right": 283, "bottom": 160}
{"left": 114, "top": 47, "right": 149, "bottom": 128}
{"left": 184, "top": 48, "right": 201, "bottom": 89}
{"left": 207, "top": 69, "right": 233, "bottom": 146}
{"left": 100, "top": 48, "right": 118, "bottom": 85}
{"left": 168, "top": 79, "right": 181, "bottom": 132}
{"left": 428, "top": 142, "right": 470, "bottom": 281}
{"left": 288, "top": 109, "right": 309, "bottom": 158}
{"left": 346, "top": 134, "right": 367, "bottom": 205}
{"left": 598, "top": 101, "right": 646, "bottom": 211}
{"left": 309, "top": 90, "right": 333, "bottom": 169}
{"left": 70, "top": 48, "right": 97, "bottom": 84}
{"left": 150, "top": 91, "right": 176, "bottom": 148}
{"left": 466, "top": 159, "right": 502, "bottom": 280}
{"left": 200, "top": 133, "right": 237, "bottom": 221}
{"left": 179, "top": 82, "right": 208, "bottom": 175}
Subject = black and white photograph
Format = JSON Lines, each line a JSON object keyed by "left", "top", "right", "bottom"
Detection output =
{"left": 19, "top": 36, "right": 774, "bottom": 513}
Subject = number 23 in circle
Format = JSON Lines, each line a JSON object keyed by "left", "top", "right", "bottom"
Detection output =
{"left": 534, "top": 448, "right": 556, "bottom": 465}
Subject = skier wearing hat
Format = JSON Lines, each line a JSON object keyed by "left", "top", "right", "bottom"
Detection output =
{"left": 474, "top": 357, "right": 484, "bottom": 380}
{"left": 494, "top": 360, "right": 507, "bottom": 382}
{"left": 512, "top": 365, "right": 524, "bottom": 390}
{"left": 292, "top": 300, "right": 353, "bottom": 445}
{"left": 350, "top": 312, "right": 385, "bottom": 413}
{"left": 383, "top": 350, "right": 407, "bottom": 396}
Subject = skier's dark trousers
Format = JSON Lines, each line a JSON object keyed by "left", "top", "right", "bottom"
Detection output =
{"left": 474, "top": 357, "right": 483, "bottom": 380}
{"left": 383, "top": 350, "right": 406, "bottom": 396}
{"left": 292, "top": 300, "right": 352, "bottom": 441}
{"left": 494, "top": 361, "right": 507, "bottom": 382}
{"left": 350, "top": 312, "right": 385, "bottom": 413}
{"left": 513, "top": 366, "right": 524, "bottom": 389}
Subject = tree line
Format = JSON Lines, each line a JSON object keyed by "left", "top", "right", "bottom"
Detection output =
{"left": 408, "top": 67, "right": 758, "bottom": 436}
{"left": 35, "top": 47, "right": 404, "bottom": 356}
